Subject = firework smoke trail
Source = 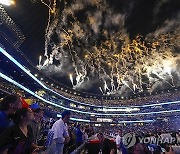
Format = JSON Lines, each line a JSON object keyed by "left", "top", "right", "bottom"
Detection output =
{"left": 122, "top": 80, "right": 135, "bottom": 94}
{"left": 69, "top": 73, "right": 74, "bottom": 86}
{"left": 38, "top": 55, "right": 42, "bottom": 66}
{"left": 38, "top": 0, "right": 180, "bottom": 96}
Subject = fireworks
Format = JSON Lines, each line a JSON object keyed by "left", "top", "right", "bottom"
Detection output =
{"left": 38, "top": 0, "right": 180, "bottom": 96}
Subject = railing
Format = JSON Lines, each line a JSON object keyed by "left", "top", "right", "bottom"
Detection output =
{"left": 69, "top": 135, "right": 96, "bottom": 154}
{"left": 70, "top": 142, "right": 86, "bottom": 154}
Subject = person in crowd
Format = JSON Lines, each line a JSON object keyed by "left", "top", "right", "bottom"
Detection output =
{"left": 72, "top": 123, "right": 77, "bottom": 143}
{"left": 115, "top": 129, "right": 128, "bottom": 154}
{"left": 176, "top": 130, "right": 180, "bottom": 146}
{"left": 165, "top": 146, "right": 175, "bottom": 154}
{"left": 29, "top": 108, "right": 44, "bottom": 145}
{"left": 97, "top": 132, "right": 116, "bottom": 154}
{"left": 116, "top": 129, "right": 122, "bottom": 152}
{"left": 45, "top": 121, "right": 52, "bottom": 130}
{"left": 49, "top": 116, "right": 54, "bottom": 124}
{"left": 130, "top": 136, "right": 150, "bottom": 154}
{"left": 0, "top": 108, "right": 39, "bottom": 153}
{"left": 63, "top": 123, "right": 76, "bottom": 154}
{"left": 0, "top": 94, "right": 22, "bottom": 134}
{"left": 47, "top": 110, "right": 71, "bottom": 154}
{"left": 83, "top": 128, "right": 89, "bottom": 141}
{"left": 161, "top": 144, "right": 175, "bottom": 154}
{"left": 75, "top": 124, "right": 83, "bottom": 147}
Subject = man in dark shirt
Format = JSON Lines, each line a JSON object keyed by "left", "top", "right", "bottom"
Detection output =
{"left": 0, "top": 95, "right": 22, "bottom": 134}
{"left": 97, "top": 132, "right": 116, "bottom": 154}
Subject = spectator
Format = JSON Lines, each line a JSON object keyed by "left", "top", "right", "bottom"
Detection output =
{"left": 0, "top": 95, "right": 22, "bottom": 133}
{"left": 116, "top": 129, "right": 122, "bottom": 151}
{"left": 29, "top": 108, "right": 44, "bottom": 145}
{"left": 0, "top": 108, "right": 38, "bottom": 153}
{"left": 97, "top": 132, "right": 116, "bottom": 154}
{"left": 131, "top": 136, "right": 150, "bottom": 154}
{"left": 75, "top": 124, "right": 83, "bottom": 147}
{"left": 83, "top": 128, "right": 89, "bottom": 141}
{"left": 47, "top": 110, "right": 71, "bottom": 154}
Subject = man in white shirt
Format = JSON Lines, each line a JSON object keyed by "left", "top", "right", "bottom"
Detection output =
{"left": 116, "top": 130, "right": 122, "bottom": 153}
{"left": 48, "top": 110, "right": 71, "bottom": 154}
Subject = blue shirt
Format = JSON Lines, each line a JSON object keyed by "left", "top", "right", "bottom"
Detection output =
{"left": 76, "top": 128, "right": 83, "bottom": 143}
{"left": 0, "top": 111, "right": 13, "bottom": 134}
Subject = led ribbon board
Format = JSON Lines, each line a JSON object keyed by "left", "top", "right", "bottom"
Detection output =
{"left": 1, "top": 71, "right": 180, "bottom": 116}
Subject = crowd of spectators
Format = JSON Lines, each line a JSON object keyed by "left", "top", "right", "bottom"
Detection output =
{"left": 0, "top": 94, "right": 180, "bottom": 154}
{"left": 52, "top": 86, "right": 180, "bottom": 106}
{"left": 0, "top": 95, "right": 95, "bottom": 153}
{"left": 0, "top": 95, "right": 45, "bottom": 153}
{"left": 1, "top": 81, "right": 180, "bottom": 116}
{"left": 36, "top": 116, "right": 95, "bottom": 153}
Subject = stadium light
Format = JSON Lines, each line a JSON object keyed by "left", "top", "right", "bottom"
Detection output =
{"left": 0, "top": 47, "right": 180, "bottom": 109}
{"left": 1, "top": 70, "right": 180, "bottom": 116}
{"left": 0, "top": 0, "right": 15, "bottom": 6}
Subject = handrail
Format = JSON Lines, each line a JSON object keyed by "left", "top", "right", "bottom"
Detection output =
{"left": 70, "top": 142, "right": 86, "bottom": 154}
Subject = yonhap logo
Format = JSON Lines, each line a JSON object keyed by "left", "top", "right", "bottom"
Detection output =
{"left": 139, "top": 136, "right": 178, "bottom": 145}
{"left": 122, "top": 132, "right": 180, "bottom": 148}
{"left": 123, "top": 133, "right": 136, "bottom": 148}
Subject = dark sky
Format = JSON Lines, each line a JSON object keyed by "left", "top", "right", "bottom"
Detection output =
{"left": 4, "top": 0, "right": 49, "bottom": 64}
{"left": 3, "top": 0, "right": 180, "bottom": 95}
{"left": 4, "top": 0, "right": 179, "bottom": 64}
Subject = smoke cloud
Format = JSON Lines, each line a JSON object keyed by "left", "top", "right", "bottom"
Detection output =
{"left": 38, "top": 0, "right": 180, "bottom": 96}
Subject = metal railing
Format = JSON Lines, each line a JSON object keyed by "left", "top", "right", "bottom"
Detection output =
{"left": 70, "top": 142, "right": 86, "bottom": 154}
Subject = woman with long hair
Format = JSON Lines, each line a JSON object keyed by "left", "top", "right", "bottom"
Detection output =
{"left": 0, "top": 108, "right": 39, "bottom": 154}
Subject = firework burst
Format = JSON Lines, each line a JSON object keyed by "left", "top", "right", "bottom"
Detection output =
{"left": 38, "top": 0, "right": 180, "bottom": 96}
